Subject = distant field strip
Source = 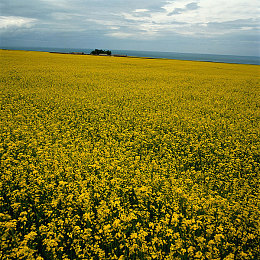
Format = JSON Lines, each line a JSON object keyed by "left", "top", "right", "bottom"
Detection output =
{"left": 0, "top": 50, "right": 259, "bottom": 259}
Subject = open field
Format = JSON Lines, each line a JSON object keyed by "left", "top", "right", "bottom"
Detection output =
{"left": 0, "top": 50, "right": 259, "bottom": 259}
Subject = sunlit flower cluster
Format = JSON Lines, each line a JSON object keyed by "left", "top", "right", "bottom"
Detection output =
{"left": 0, "top": 50, "right": 259, "bottom": 259}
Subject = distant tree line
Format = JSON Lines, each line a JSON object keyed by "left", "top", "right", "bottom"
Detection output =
{"left": 90, "top": 49, "right": 112, "bottom": 55}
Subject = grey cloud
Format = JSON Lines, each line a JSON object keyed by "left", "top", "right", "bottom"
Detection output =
{"left": 186, "top": 3, "right": 199, "bottom": 10}
{"left": 0, "top": 0, "right": 167, "bottom": 20}
{"left": 169, "top": 8, "right": 183, "bottom": 15}
{"left": 207, "top": 19, "right": 260, "bottom": 30}
{"left": 0, "top": 0, "right": 54, "bottom": 20}
{"left": 168, "top": 2, "right": 199, "bottom": 16}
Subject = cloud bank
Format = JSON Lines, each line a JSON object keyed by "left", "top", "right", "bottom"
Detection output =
{"left": 0, "top": 0, "right": 259, "bottom": 55}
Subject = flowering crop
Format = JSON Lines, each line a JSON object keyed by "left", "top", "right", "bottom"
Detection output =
{"left": 0, "top": 50, "right": 259, "bottom": 259}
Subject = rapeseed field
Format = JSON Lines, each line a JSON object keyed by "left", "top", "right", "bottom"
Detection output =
{"left": 0, "top": 49, "right": 259, "bottom": 259}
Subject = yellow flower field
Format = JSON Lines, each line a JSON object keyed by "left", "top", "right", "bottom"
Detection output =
{"left": 0, "top": 49, "right": 259, "bottom": 259}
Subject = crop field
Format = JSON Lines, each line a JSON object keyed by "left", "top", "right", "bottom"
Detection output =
{"left": 0, "top": 49, "right": 259, "bottom": 259}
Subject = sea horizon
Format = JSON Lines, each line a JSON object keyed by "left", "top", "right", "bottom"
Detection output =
{"left": 1, "top": 46, "right": 260, "bottom": 65}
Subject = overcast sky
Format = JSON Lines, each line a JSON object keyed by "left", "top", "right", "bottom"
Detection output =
{"left": 0, "top": 0, "right": 259, "bottom": 56}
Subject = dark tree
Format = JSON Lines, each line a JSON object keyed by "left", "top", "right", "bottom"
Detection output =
{"left": 90, "top": 49, "right": 112, "bottom": 55}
